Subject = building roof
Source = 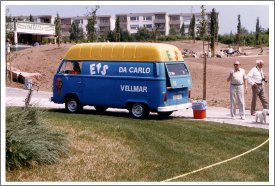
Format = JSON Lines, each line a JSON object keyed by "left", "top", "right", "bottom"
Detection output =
{"left": 64, "top": 42, "right": 183, "bottom": 62}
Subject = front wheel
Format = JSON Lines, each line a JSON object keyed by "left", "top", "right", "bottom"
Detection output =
{"left": 65, "top": 98, "right": 83, "bottom": 113}
{"left": 129, "top": 103, "right": 149, "bottom": 119}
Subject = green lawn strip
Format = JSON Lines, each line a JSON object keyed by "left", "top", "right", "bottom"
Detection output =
{"left": 45, "top": 110, "right": 268, "bottom": 181}
{"left": 173, "top": 142, "right": 269, "bottom": 182}
{"left": 6, "top": 107, "right": 268, "bottom": 181}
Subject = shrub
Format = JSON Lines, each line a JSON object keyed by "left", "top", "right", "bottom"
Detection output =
{"left": 6, "top": 107, "right": 69, "bottom": 170}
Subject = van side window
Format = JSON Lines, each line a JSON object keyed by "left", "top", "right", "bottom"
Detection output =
{"left": 58, "top": 61, "right": 82, "bottom": 74}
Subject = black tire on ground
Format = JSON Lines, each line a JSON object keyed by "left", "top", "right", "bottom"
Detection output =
{"left": 158, "top": 111, "right": 173, "bottom": 118}
{"left": 94, "top": 106, "right": 108, "bottom": 113}
{"left": 65, "top": 97, "right": 83, "bottom": 113}
{"left": 129, "top": 103, "right": 149, "bottom": 119}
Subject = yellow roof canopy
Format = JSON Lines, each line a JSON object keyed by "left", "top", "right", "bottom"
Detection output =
{"left": 64, "top": 42, "right": 183, "bottom": 62}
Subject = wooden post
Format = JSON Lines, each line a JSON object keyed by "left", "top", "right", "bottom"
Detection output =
{"left": 203, "top": 53, "right": 207, "bottom": 100}
{"left": 6, "top": 42, "right": 12, "bottom": 82}
{"left": 202, "top": 39, "right": 207, "bottom": 100}
{"left": 6, "top": 52, "right": 8, "bottom": 82}
{"left": 9, "top": 53, "right": 12, "bottom": 82}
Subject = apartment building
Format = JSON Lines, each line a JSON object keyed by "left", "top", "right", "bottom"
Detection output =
{"left": 60, "top": 15, "right": 115, "bottom": 38}
{"left": 73, "top": 16, "right": 89, "bottom": 35}
{"left": 8, "top": 11, "right": 217, "bottom": 45}
{"left": 97, "top": 15, "right": 115, "bottom": 33}
{"left": 154, "top": 12, "right": 170, "bottom": 35}
{"left": 116, "top": 14, "right": 128, "bottom": 32}
{"left": 169, "top": 13, "right": 213, "bottom": 35}
{"left": 60, "top": 17, "right": 72, "bottom": 37}
{"left": 125, "top": 13, "right": 155, "bottom": 34}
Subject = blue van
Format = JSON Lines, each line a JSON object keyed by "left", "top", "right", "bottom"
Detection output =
{"left": 51, "top": 42, "right": 192, "bottom": 118}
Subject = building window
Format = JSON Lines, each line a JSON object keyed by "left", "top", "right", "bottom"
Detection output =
{"left": 170, "top": 16, "right": 179, "bottom": 21}
{"left": 74, "top": 20, "right": 83, "bottom": 24}
{"left": 144, "top": 24, "right": 152, "bottom": 29}
{"left": 130, "top": 16, "right": 139, "bottom": 21}
{"left": 130, "top": 25, "right": 139, "bottom": 30}
{"left": 100, "top": 18, "right": 109, "bottom": 23}
{"left": 143, "top": 16, "right": 152, "bottom": 21}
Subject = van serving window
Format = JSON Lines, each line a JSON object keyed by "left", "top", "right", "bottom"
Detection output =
{"left": 166, "top": 63, "right": 189, "bottom": 76}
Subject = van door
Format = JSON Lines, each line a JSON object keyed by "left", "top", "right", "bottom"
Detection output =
{"left": 165, "top": 62, "right": 192, "bottom": 106}
{"left": 53, "top": 61, "right": 83, "bottom": 103}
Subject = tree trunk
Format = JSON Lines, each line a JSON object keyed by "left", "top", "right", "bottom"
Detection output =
{"left": 203, "top": 39, "right": 207, "bottom": 100}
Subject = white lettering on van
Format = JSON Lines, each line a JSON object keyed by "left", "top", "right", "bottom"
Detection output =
{"left": 101, "top": 65, "right": 108, "bottom": 75}
{"left": 129, "top": 67, "right": 151, "bottom": 74}
{"left": 119, "top": 67, "right": 127, "bottom": 73}
{"left": 90, "top": 64, "right": 96, "bottom": 75}
{"left": 90, "top": 63, "right": 109, "bottom": 75}
{"left": 118, "top": 67, "right": 151, "bottom": 74}
{"left": 120, "top": 85, "right": 148, "bottom": 93}
{"left": 96, "top": 63, "right": 101, "bottom": 74}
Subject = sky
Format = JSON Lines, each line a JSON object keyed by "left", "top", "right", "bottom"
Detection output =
{"left": 4, "top": 1, "right": 272, "bottom": 35}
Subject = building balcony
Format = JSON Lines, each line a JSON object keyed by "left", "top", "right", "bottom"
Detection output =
{"left": 61, "top": 25, "right": 71, "bottom": 29}
{"left": 169, "top": 20, "right": 180, "bottom": 25}
{"left": 98, "top": 22, "right": 110, "bottom": 27}
{"left": 154, "top": 19, "right": 166, "bottom": 23}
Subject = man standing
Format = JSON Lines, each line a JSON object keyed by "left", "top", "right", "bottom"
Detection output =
{"left": 247, "top": 59, "right": 269, "bottom": 115}
{"left": 227, "top": 61, "right": 248, "bottom": 120}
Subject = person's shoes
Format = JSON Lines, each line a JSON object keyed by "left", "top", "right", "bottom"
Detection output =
{"left": 241, "top": 116, "right": 246, "bottom": 120}
{"left": 232, "top": 116, "right": 236, "bottom": 120}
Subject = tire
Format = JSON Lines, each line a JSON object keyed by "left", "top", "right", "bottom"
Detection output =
{"left": 129, "top": 103, "right": 149, "bottom": 119}
{"left": 94, "top": 106, "right": 108, "bottom": 113}
{"left": 65, "top": 97, "right": 83, "bottom": 113}
{"left": 158, "top": 111, "right": 173, "bottom": 118}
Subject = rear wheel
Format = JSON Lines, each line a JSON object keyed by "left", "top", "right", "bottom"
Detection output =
{"left": 94, "top": 106, "right": 108, "bottom": 113}
{"left": 129, "top": 103, "right": 149, "bottom": 119}
{"left": 65, "top": 97, "right": 83, "bottom": 113}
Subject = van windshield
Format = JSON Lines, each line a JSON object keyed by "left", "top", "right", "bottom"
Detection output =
{"left": 166, "top": 63, "right": 189, "bottom": 76}
{"left": 58, "top": 61, "right": 82, "bottom": 75}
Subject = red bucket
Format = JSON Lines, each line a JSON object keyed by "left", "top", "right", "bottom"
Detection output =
{"left": 193, "top": 109, "right": 206, "bottom": 119}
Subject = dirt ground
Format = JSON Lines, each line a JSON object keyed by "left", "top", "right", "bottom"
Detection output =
{"left": 6, "top": 40, "right": 269, "bottom": 110}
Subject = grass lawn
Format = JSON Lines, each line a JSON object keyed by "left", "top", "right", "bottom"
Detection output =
{"left": 6, "top": 108, "right": 269, "bottom": 182}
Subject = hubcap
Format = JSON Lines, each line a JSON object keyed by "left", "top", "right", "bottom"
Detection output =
{"left": 132, "top": 104, "right": 144, "bottom": 118}
{"left": 68, "top": 100, "right": 77, "bottom": 112}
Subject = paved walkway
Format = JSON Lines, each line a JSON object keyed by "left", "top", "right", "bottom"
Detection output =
{"left": 5, "top": 87, "right": 269, "bottom": 130}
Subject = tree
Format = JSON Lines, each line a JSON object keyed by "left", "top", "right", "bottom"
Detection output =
{"left": 106, "top": 30, "right": 115, "bottom": 42}
{"left": 210, "top": 8, "right": 218, "bottom": 57}
{"left": 114, "top": 16, "right": 121, "bottom": 42}
{"left": 197, "top": 5, "right": 208, "bottom": 39}
{"left": 255, "top": 17, "right": 260, "bottom": 46}
{"left": 188, "top": 14, "right": 196, "bottom": 43}
{"left": 151, "top": 25, "right": 160, "bottom": 42}
{"left": 215, "top": 12, "right": 219, "bottom": 44}
{"left": 180, "top": 22, "right": 185, "bottom": 37}
{"left": 135, "top": 27, "right": 151, "bottom": 41}
{"left": 29, "top": 14, "right": 34, "bottom": 22}
{"left": 70, "top": 21, "right": 84, "bottom": 41}
{"left": 236, "top": 14, "right": 242, "bottom": 45}
{"left": 169, "top": 27, "right": 178, "bottom": 36}
{"left": 197, "top": 5, "right": 208, "bottom": 100}
{"left": 6, "top": 8, "right": 13, "bottom": 42}
{"left": 120, "top": 30, "right": 132, "bottom": 41}
{"left": 86, "top": 5, "right": 99, "bottom": 42}
{"left": 54, "top": 13, "right": 61, "bottom": 47}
